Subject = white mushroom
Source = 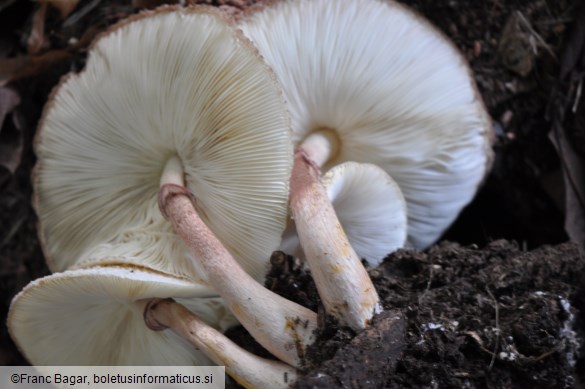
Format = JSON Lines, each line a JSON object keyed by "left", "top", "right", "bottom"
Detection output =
{"left": 34, "top": 6, "right": 292, "bottom": 284}
{"left": 33, "top": 6, "right": 318, "bottom": 368}
{"left": 281, "top": 162, "right": 407, "bottom": 267}
{"left": 240, "top": 0, "right": 493, "bottom": 250}
{"left": 240, "top": 0, "right": 492, "bottom": 328}
{"left": 142, "top": 298, "right": 298, "bottom": 388}
{"left": 289, "top": 151, "right": 382, "bottom": 329}
{"left": 7, "top": 265, "right": 231, "bottom": 365}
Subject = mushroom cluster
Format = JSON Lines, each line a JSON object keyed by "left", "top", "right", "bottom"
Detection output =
{"left": 239, "top": 0, "right": 492, "bottom": 333}
{"left": 8, "top": 0, "right": 492, "bottom": 388}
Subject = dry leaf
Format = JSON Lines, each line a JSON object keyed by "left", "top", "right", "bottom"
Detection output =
{"left": 37, "top": 0, "right": 79, "bottom": 18}
{"left": 549, "top": 125, "right": 585, "bottom": 252}
{"left": 547, "top": 3, "right": 585, "bottom": 252}
{"left": 28, "top": 3, "right": 49, "bottom": 55}
{"left": 0, "top": 88, "right": 20, "bottom": 131}
{"left": 131, "top": 0, "right": 177, "bottom": 8}
{"left": 0, "top": 88, "right": 23, "bottom": 173}
{"left": 498, "top": 11, "right": 555, "bottom": 77}
{"left": 559, "top": 4, "right": 585, "bottom": 82}
{"left": 0, "top": 141, "right": 23, "bottom": 174}
{"left": 0, "top": 50, "right": 71, "bottom": 87}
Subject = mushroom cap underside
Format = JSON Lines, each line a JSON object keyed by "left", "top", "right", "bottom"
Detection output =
{"left": 240, "top": 0, "right": 493, "bottom": 249}
{"left": 8, "top": 265, "right": 235, "bottom": 366}
{"left": 34, "top": 6, "right": 292, "bottom": 281}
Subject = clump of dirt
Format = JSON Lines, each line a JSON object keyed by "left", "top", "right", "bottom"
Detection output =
{"left": 243, "top": 241, "right": 583, "bottom": 388}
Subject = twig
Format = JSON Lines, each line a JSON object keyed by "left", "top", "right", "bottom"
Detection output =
{"left": 417, "top": 257, "right": 434, "bottom": 304}
{"left": 552, "top": 119, "right": 585, "bottom": 215}
{"left": 485, "top": 286, "right": 500, "bottom": 370}
{"left": 572, "top": 78, "right": 582, "bottom": 113}
{"left": 515, "top": 11, "right": 557, "bottom": 59}
{"left": 531, "top": 347, "right": 559, "bottom": 361}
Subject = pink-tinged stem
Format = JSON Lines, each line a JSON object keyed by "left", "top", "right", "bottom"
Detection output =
{"left": 142, "top": 298, "right": 297, "bottom": 388}
{"left": 289, "top": 148, "right": 382, "bottom": 330}
{"left": 158, "top": 157, "right": 317, "bottom": 367}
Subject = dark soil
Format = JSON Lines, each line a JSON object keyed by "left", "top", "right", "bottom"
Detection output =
{"left": 2, "top": 0, "right": 585, "bottom": 388}
{"left": 313, "top": 242, "right": 583, "bottom": 388}
{"left": 226, "top": 242, "right": 585, "bottom": 388}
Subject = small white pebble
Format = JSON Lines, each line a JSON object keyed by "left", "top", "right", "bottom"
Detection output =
{"left": 498, "top": 351, "right": 517, "bottom": 361}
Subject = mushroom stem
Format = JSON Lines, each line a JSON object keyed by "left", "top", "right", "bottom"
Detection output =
{"left": 158, "top": 159, "right": 317, "bottom": 368}
{"left": 141, "top": 298, "right": 297, "bottom": 389}
{"left": 160, "top": 155, "right": 185, "bottom": 187}
{"left": 301, "top": 129, "right": 340, "bottom": 168}
{"left": 289, "top": 147, "right": 382, "bottom": 330}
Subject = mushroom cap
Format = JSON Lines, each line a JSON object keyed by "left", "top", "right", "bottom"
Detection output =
{"left": 280, "top": 162, "right": 407, "bottom": 266}
{"left": 7, "top": 265, "right": 236, "bottom": 365}
{"left": 34, "top": 6, "right": 292, "bottom": 281}
{"left": 240, "top": 0, "right": 493, "bottom": 249}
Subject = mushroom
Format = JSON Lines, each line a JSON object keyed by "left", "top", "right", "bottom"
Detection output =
{"left": 288, "top": 150, "right": 382, "bottom": 329}
{"left": 33, "top": 6, "right": 318, "bottom": 368}
{"left": 240, "top": 0, "right": 492, "bottom": 328}
{"left": 239, "top": 0, "right": 492, "bottom": 249}
{"left": 281, "top": 162, "right": 407, "bottom": 267}
{"left": 33, "top": 5, "right": 292, "bottom": 284}
{"left": 7, "top": 265, "right": 231, "bottom": 365}
{"left": 142, "top": 298, "right": 298, "bottom": 388}
{"left": 9, "top": 265, "right": 298, "bottom": 386}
